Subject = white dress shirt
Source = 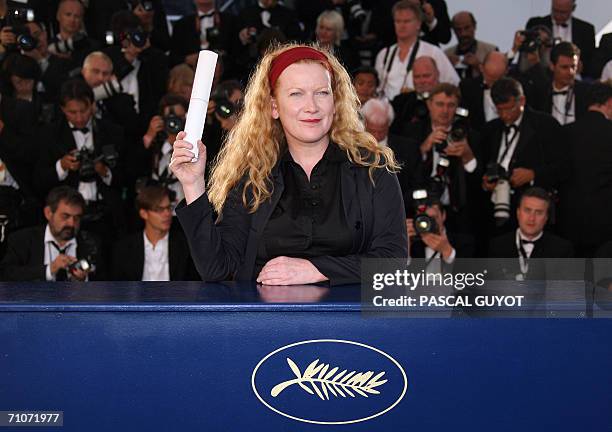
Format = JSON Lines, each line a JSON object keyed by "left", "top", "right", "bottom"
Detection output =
{"left": 121, "top": 58, "right": 141, "bottom": 113}
{"left": 375, "top": 40, "right": 460, "bottom": 100}
{"left": 551, "top": 84, "right": 576, "bottom": 125}
{"left": 142, "top": 231, "right": 170, "bottom": 281}
{"left": 43, "top": 225, "right": 77, "bottom": 281}
{"left": 0, "top": 158, "right": 19, "bottom": 189}
{"left": 553, "top": 19, "right": 572, "bottom": 43}
{"left": 483, "top": 88, "right": 498, "bottom": 122}
{"left": 55, "top": 120, "right": 112, "bottom": 202}
{"left": 198, "top": 8, "right": 216, "bottom": 49}
{"left": 497, "top": 113, "right": 523, "bottom": 172}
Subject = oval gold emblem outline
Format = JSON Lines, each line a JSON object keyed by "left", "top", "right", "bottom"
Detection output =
{"left": 251, "top": 339, "right": 408, "bottom": 425}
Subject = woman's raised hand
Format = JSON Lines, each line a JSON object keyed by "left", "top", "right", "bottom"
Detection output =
{"left": 170, "top": 131, "right": 207, "bottom": 203}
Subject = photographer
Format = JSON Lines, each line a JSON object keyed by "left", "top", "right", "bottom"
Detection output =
{"left": 104, "top": 11, "right": 168, "bottom": 130}
{"left": 0, "top": 186, "right": 107, "bottom": 281}
{"left": 407, "top": 192, "right": 474, "bottom": 273}
{"left": 391, "top": 56, "right": 439, "bottom": 134}
{"left": 0, "top": 1, "right": 35, "bottom": 60}
{"left": 86, "top": 0, "right": 171, "bottom": 52}
{"left": 142, "top": 93, "right": 188, "bottom": 210}
{"left": 459, "top": 51, "right": 508, "bottom": 131}
{"left": 525, "top": 0, "right": 596, "bottom": 78}
{"left": 21, "top": 21, "right": 72, "bottom": 112}
{"left": 507, "top": 25, "right": 554, "bottom": 78}
{"left": 0, "top": 52, "right": 40, "bottom": 102}
{"left": 528, "top": 42, "right": 591, "bottom": 125}
{"left": 169, "top": 0, "right": 240, "bottom": 73}
{"left": 445, "top": 11, "right": 498, "bottom": 80}
{"left": 47, "top": 0, "right": 99, "bottom": 69}
{"left": 481, "top": 77, "right": 567, "bottom": 234}
{"left": 402, "top": 83, "right": 481, "bottom": 235}
{"left": 34, "top": 79, "right": 125, "bottom": 243}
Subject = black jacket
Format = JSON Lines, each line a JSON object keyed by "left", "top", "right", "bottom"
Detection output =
{"left": 33, "top": 117, "right": 125, "bottom": 198}
{"left": 0, "top": 225, "right": 107, "bottom": 281}
{"left": 522, "top": 75, "right": 591, "bottom": 122}
{"left": 459, "top": 76, "right": 488, "bottom": 131}
{"left": 111, "top": 229, "right": 198, "bottom": 281}
{"left": 176, "top": 149, "right": 408, "bottom": 285}
{"left": 526, "top": 15, "right": 596, "bottom": 77}
{"left": 558, "top": 111, "right": 612, "bottom": 252}
{"left": 489, "top": 230, "right": 574, "bottom": 259}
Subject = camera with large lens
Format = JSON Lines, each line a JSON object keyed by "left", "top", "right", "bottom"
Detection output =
{"left": 434, "top": 107, "right": 469, "bottom": 153}
{"left": 412, "top": 189, "right": 439, "bottom": 235}
{"left": 519, "top": 29, "right": 542, "bottom": 53}
{"left": 104, "top": 27, "right": 148, "bottom": 48}
{"left": 67, "top": 257, "right": 93, "bottom": 273}
{"left": 74, "top": 145, "right": 118, "bottom": 182}
{"left": 164, "top": 107, "right": 184, "bottom": 135}
{"left": 213, "top": 97, "right": 243, "bottom": 120}
{"left": 347, "top": 0, "right": 367, "bottom": 24}
{"left": 3, "top": 7, "right": 37, "bottom": 51}
{"left": 486, "top": 162, "right": 512, "bottom": 226}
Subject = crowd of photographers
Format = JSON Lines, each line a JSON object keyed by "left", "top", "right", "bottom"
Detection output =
{"left": 0, "top": 0, "right": 610, "bottom": 282}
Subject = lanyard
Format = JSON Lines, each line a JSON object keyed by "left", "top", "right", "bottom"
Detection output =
{"left": 515, "top": 231, "right": 530, "bottom": 277}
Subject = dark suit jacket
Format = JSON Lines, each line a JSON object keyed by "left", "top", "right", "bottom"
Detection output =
{"left": 592, "top": 33, "right": 612, "bottom": 79}
{"left": 558, "top": 111, "right": 612, "bottom": 251}
{"left": 34, "top": 117, "right": 125, "bottom": 198}
{"left": 0, "top": 225, "right": 107, "bottom": 281}
{"left": 480, "top": 107, "right": 567, "bottom": 192}
{"left": 524, "top": 76, "right": 591, "bottom": 122}
{"left": 390, "top": 92, "right": 429, "bottom": 134}
{"left": 489, "top": 230, "right": 574, "bottom": 258}
{"left": 176, "top": 147, "right": 408, "bottom": 285}
{"left": 39, "top": 55, "right": 73, "bottom": 105}
{"left": 459, "top": 76, "right": 488, "bottom": 131}
{"left": 526, "top": 15, "right": 596, "bottom": 77}
{"left": 388, "top": 133, "right": 422, "bottom": 214}
{"left": 104, "top": 45, "right": 168, "bottom": 124}
{"left": 169, "top": 12, "right": 240, "bottom": 68}
{"left": 111, "top": 229, "right": 198, "bottom": 281}
{"left": 238, "top": 4, "right": 304, "bottom": 42}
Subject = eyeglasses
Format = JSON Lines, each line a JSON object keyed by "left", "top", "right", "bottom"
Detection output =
{"left": 150, "top": 205, "right": 172, "bottom": 213}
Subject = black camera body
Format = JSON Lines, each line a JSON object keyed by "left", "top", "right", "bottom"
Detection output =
{"left": 105, "top": 27, "right": 149, "bottom": 48}
{"left": 3, "top": 7, "right": 37, "bottom": 51}
{"left": 411, "top": 189, "right": 439, "bottom": 236}
{"left": 74, "top": 145, "right": 118, "bottom": 182}
{"left": 519, "top": 30, "right": 542, "bottom": 53}
{"left": 434, "top": 107, "right": 469, "bottom": 153}
{"left": 213, "top": 97, "right": 243, "bottom": 120}
{"left": 164, "top": 111, "right": 184, "bottom": 135}
{"left": 485, "top": 162, "right": 508, "bottom": 183}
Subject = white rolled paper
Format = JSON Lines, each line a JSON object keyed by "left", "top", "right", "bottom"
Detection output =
{"left": 184, "top": 50, "right": 218, "bottom": 161}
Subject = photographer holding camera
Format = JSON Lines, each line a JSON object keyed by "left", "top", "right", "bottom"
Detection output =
{"left": 402, "top": 83, "right": 480, "bottom": 235}
{"left": 407, "top": 190, "right": 474, "bottom": 273}
{"left": 142, "top": 93, "right": 189, "bottom": 210}
{"left": 34, "top": 79, "right": 125, "bottom": 242}
{"left": 169, "top": 0, "right": 239, "bottom": 71}
{"left": 47, "top": 0, "right": 99, "bottom": 69}
{"left": 481, "top": 77, "right": 567, "bottom": 234}
{"left": 0, "top": 186, "right": 107, "bottom": 281}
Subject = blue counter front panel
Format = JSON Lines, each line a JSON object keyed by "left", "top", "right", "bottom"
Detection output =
{"left": 2, "top": 308, "right": 612, "bottom": 431}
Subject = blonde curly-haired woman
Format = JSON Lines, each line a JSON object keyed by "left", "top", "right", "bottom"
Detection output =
{"left": 170, "top": 44, "right": 408, "bottom": 285}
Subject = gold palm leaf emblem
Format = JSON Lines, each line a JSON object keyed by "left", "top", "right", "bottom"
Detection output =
{"left": 271, "top": 358, "right": 388, "bottom": 400}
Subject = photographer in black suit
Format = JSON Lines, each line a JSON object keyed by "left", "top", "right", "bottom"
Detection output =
{"left": 401, "top": 83, "right": 481, "bottom": 235}
{"left": 489, "top": 188, "right": 573, "bottom": 281}
{"left": 111, "top": 185, "right": 197, "bottom": 281}
{"left": 481, "top": 77, "right": 567, "bottom": 233}
{"left": 558, "top": 83, "right": 612, "bottom": 257}
{"left": 526, "top": 42, "right": 591, "bottom": 125}
{"left": 34, "top": 79, "right": 125, "bottom": 245}
{"left": 1, "top": 186, "right": 107, "bottom": 281}
{"left": 526, "top": 0, "right": 596, "bottom": 78}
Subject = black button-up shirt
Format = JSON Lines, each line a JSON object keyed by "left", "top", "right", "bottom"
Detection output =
{"left": 254, "top": 143, "right": 354, "bottom": 277}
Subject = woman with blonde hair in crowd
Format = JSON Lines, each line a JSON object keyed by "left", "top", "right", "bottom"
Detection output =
{"left": 170, "top": 43, "right": 407, "bottom": 285}
{"left": 314, "top": 10, "right": 360, "bottom": 73}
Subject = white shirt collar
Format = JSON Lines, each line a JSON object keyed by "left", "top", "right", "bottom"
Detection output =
{"left": 144, "top": 231, "right": 169, "bottom": 251}
{"left": 518, "top": 228, "right": 544, "bottom": 243}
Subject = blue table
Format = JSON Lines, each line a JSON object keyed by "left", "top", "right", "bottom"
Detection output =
{"left": 1, "top": 282, "right": 611, "bottom": 430}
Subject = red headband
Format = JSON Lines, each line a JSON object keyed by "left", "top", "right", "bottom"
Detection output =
{"left": 269, "top": 47, "right": 332, "bottom": 89}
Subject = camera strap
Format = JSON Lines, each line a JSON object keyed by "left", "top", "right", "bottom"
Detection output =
{"left": 515, "top": 230, "right": 530, "bottom": 277}
{"left": 497, "top": 125, "right": 519, "bottom": 168}
{"left": 381, "top": 39, "right": 420, "bottom": 94}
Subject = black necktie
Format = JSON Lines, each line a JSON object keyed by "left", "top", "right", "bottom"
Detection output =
{"left": 71, "top": 126, "right": 89, "bottom": 134}
{"left": 557, "top": 22, "right": 568, "bottom": 28}
{"left": 521, "top": 239, "right": 536, "bottom": 245}
{"left": 504, "top": 124, "right": 517, "bottom": 136}
{"left": 50, "top": 242, "right": 68, "bottom": 281}
{"left": 199, "top": 12, "right": 214, "bottom": 19}
{"left": 553, "top": 90, "right": 568, "bottom": 96}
